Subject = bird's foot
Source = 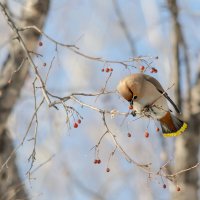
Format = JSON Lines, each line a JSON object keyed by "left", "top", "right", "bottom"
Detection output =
{"left": 131, "top": 110, "right": 137, "bottom": 117}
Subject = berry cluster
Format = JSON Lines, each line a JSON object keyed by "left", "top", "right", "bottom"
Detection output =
{"left": 101, "top": 68, "right": 113, "bottom": 72}
{"left": 94, "top": 159, "right": 101, "bottom": 164}
{"left": 73, "top": 119, "right": 82, "bottom": 128}
{"left": 139, "top": 66, "right": 158, "bottom": 73}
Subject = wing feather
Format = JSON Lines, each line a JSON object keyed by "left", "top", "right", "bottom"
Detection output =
{"left": 144, "top": 74, "right": 181, "bottom": 114}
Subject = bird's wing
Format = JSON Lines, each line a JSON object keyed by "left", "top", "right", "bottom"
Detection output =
{"left": 144, "top": 75, "right": 181, "bottom": 114}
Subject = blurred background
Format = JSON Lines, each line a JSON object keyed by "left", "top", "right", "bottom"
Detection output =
{"left": 0, "top": 0, "right": 199, "bottom": 200}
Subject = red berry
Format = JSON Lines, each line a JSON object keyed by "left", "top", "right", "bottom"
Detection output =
{"left": 97, "top": 159, "right": 101, "bottom": 164}
{"left": 77, "top": 119, "right": 81, "bottom": 124}
{"left": 106, "top": 168, "right": 110, "bottom": 172}
{"left": 101, "top": 68, "right": 104, "bottom": 72}
{"left": 145, "top": 131, "right": 149, "bottom": 138}
{"left": 110, "top": 68, "right": 113, "bottom": 71}
{"left": 150, "top": 69, "right": 154, "bottom": 73}
{"left": 105, "top": 68, "right": 110, "bottom": 72}
{"left": 74, "top": 123, "right": 78, "bottom": 128}
{"left": 177, "top": 186, "right": 181, "bottom": 192}
{"left": 151, "top": 67, "right": 158, "bottom": 73}
{"left": 140, "top": 66, "right": 145, "bottom": 71}
{"left": 94, "top": 159, "right": 98, "bottom": 164}
{"left": 129, "top": 105, "right": 133, "bottom": 110}
{"left": 39, "top": 41, "right": 43, "bottom": 46}
{"left": 156, "top": 127, "right": 160, "bottom": 132}
{"left": 163, "top": 184, "right": 166, "bottom": 189}
{"left": 128, "top": 133, "right": 131, "bottom": 137}
{"left": 43, "top": 62, "right": 47, "bottom": 67}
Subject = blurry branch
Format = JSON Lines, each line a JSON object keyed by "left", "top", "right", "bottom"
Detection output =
{"left": 44, "top": 56, "right": 55, "bottom": 84}
{"left": 27, "top": 78, "right": 40, "bottom": 176}
{"left": 166, "top": 162, "right": 200, "bottom": 178}
{"left": 0, "top": 98, "right": 45, "bottom": 174}
{"left": 18, "top": 26, "right": 155, "bottom": 69}
{"left": 0, "top": 36, "right": 18, "bottom": 50}
{"left": 30, "top": 154, "right": 55, "bottom": 175}
{"left": 2, "top": 154, "right": 55, "bottom": 200}
{"left": 0, "top": 183, "right": 28, "bottom": 200}
{"left": 9, "top": 58, "right": 26, "bottom": 83}
{"left": 112, "top": 0, "right": 136, "bottom": 55}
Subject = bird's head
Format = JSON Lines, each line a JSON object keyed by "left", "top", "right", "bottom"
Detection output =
{"left": 117, "top": 73, "right": 144, "bottom": 103}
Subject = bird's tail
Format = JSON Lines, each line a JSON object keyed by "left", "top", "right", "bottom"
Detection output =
{"left": 160, "top": 112, "right": 187, "bottom": 137}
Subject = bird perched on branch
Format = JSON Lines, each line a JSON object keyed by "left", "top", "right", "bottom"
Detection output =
{"left": 117, "top": 73, "right": 187, "bottom": 137}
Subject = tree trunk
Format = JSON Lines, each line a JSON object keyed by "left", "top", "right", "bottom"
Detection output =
{"left": 0, "top": 1, "right": 50, "bottom": 199}
{"left": 167, "top": 0, "right": 200, "bottom": 199}
{"left": 173, "top": 75, "right": 200, "bottom": 200}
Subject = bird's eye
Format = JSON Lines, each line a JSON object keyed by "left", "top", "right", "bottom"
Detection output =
{"left": 133, "top": 95, "right": 137, "bottom": 99}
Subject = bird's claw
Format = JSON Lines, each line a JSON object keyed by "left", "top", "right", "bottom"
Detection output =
{"left": 131, "top": 110, "right": 137, "bottom": 117}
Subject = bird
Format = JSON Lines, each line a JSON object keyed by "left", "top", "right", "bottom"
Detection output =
{"left": 117, "top": 73, "right": 187, "bottom": 137}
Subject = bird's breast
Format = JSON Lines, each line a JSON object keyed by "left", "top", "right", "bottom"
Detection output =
{"left": 134, "top": 82, "right": 169, "bottom": 119}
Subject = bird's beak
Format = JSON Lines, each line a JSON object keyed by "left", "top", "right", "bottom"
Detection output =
{"left": 130, "top": 99, "right": 134, "bottom": 105}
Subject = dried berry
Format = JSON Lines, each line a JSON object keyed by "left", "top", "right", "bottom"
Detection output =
{"left": 39, "top": 41, "right": 43, "bottom": 46}
{"left": 106, "top": 168, "right": 110, "bottom": 172}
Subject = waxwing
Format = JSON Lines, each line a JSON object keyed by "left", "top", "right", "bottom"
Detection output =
{"left": 117, "top": 73, "right": 187, "bottom": 137}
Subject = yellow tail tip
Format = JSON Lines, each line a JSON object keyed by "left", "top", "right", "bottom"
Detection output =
{"left": 163, "top": 122, "right": 188, "bottom": 138}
